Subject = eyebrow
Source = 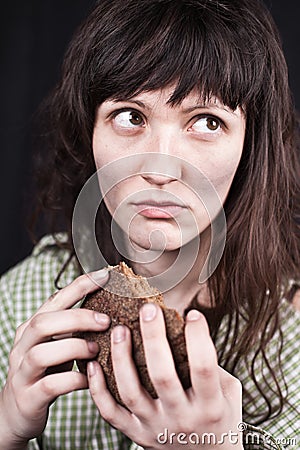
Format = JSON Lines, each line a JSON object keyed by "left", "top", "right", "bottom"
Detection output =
{"left": 111, "top": 99, "right": 238, "bottom": 116}
{"left": 112, "top": 99, "right": 147, "bottom": 109}
{"left": 181, "top": 104, "right": 237, "bottom": 116}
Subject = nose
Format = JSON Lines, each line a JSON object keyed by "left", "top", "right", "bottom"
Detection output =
{"left": 140, "top": 153, "right": 182, "bottom": 185}
{"left": 140, "top": 131, "right": 182, "bottom": 184}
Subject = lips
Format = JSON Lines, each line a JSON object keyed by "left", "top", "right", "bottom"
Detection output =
{"left": 132, "top": 200, "right": 187, "bottom": 219}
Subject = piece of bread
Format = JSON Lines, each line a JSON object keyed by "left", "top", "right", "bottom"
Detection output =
{"left": 76, "top": 262, "right": 190, "bottom": 406}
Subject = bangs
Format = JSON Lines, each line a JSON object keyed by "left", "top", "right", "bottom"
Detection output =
{"left": 88, "top": 0, "right": 269, "bottom": 111}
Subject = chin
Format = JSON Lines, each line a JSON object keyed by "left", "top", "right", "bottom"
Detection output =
{"left": 128, "top": 232, "right": 191, "bottom": 254}
{"left": 122, "top": 219, "right": 207, "bottom": 257}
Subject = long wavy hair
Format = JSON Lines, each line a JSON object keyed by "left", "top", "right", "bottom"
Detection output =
{"left": 31, "top": 0, "right": 299, "bottom": 424}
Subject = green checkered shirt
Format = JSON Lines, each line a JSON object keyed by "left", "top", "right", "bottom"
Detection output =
{"left": 0, "top": 235, "right": 299, "bottom": 449}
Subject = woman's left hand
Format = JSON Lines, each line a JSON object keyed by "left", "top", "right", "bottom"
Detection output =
{"left": 87, "top": 304, "right": 244, "bottom": 449}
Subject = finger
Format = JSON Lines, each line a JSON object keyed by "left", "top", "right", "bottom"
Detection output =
{"left": 185, "top": 310, "right": 222, "bottom": 401}
{"left": 19, "top": 338, "right": 99, "bottom": 383}
{"left": 29, "top": 371, "right": 89, "bottom": 411}
{"left": 111, "top": 325, "right": 154, "bottom": 416}
{"left": 87, "top": 360, "right": 133, "bottom": 430}
{"left": 14, "top": 318, "right": 32, "bottom": 347}
{"left": 38, "top": 269, "right": 109, "bottom": 313}
{"left": 13, "top": 269, "right": 109, "bottom": 346}
{"left": 219, "top": 366, "right": 243, "bottom": 403}
{"left": 11, "top": 309, "right": 109, "bottom": 364}
{"left": 218, "top": 366, "right": 243, "bottom": 431}
{"left": 139, "top": 303, "right": 185, "bottom": 408}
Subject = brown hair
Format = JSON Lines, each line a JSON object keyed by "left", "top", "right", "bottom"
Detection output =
{"left": 31, "top": 0, "right": 300, "bottom": 424}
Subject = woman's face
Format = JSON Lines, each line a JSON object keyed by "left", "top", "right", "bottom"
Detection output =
{"left": 92, "top": 86, "right": 246, "bottom": 252}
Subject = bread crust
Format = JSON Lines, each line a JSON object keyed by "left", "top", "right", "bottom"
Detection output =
{"left": 76, "top": 262, "right": 190, "bottom": 405}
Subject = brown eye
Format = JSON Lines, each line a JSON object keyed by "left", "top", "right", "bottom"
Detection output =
{"left": 206, "top": 118, "right": 219, "bottom": 131}
{"left": 114, "top": 110, "right": 145, "bottom": 128}
{"left": 191, "top": 116, "right": 221, "bottom": 134}
{"left": 129, "top": 112, "right": 143, "bottom": 125}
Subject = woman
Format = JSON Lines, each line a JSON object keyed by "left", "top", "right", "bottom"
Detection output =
{"left": 0, "top": 0, "right": 299, "bottom": 449}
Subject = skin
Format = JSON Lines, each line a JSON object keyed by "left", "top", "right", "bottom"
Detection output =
{"left": 93, "top": 87, "right": 246, "bottom": 312}
{"left": 88, "top": 87, "right": 246, "bottom": 449}
{"left": 93, "top": 88, "right": 245, "bottom": 255}
{"left": 0, "top": 270, "right": 110, "bottom": 450}
{"left": 88, "top": 307, "right": 243, "bottom": 449}
{"left": 0, "top": 86, "right": 246, "bottom": 449}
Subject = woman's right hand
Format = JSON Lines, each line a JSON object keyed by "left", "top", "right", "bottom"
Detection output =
{"left": 0, "top": 269, "right": 109, "bottom": 450}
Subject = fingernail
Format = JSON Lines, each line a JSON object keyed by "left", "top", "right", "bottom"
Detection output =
{"left": 94, "top": 312, "right": 110, "bottom": 325}
{"left": 87, "top": 361, "right": 96, "bottom": 377}
{"left": 90, "top": 268, "right": 109, "bottom": 282}
{"left": 113, "top": 325, "right": 126, "bottom": 343}
{"left": 141, "top": 303, "right": 157, "bottom": 322}
{"left": 187, "top": 309, "right": 201, "bottom": 321}
{"left": 87, "top": 341, "right": 99, "bottom": 353}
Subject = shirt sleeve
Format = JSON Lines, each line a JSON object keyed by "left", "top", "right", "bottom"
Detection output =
{"left": 129, "top": 444, "right": 144, "bottom": 450}
{"left": 0, "top": 236, "right": 133, "bottom": 450}
{"left": 240, "top": 301, "right": 300, "bottom": 448}
{"left": 0, "top": 274, "right": 17, "bottom": 390}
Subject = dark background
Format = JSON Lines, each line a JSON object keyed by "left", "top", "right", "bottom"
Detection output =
{"left": 0, "top": 0, "right": 299, "bottom": 275}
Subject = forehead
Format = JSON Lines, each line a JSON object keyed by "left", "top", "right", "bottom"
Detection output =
{"left": 105, "top": 86, "right": 244, "bottom": 118}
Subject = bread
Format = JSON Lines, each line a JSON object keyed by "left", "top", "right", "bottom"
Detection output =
{"left": 76, "top": 262, "right": 190, "bottom": 406}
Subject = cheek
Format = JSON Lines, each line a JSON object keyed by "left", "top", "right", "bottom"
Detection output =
{"left": 195, "top": 154, "right": 240, "bottom": 192}
{"left": 93, "top": 140, "right": 111, "bottom": 169}
{"left": 101, "top": 180, "right": 136, "bottom": 219}
{"left": 194, "top": 148, "right": 243, "bottom": 204}
{"left": 93, "top": 126, "right": 143, "bottom": 170}
{"left": 212, "top": 164, "right": 240, "bottom": 203}
{"left": 92, "top": 124, "right": 122, "bottom": 169}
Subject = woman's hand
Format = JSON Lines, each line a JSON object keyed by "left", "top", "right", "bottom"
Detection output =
{"left": 0, "top": 269, "right": 109, "bottom": 450}
{"left": 88, "top": 304, "right": 243, "bottom": 450}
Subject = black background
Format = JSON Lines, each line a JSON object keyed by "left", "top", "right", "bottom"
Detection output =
{"left": 0, "top": 0, "right": 299, "bottom": 275}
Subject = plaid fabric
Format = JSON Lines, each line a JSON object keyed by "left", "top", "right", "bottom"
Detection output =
{"left": 0, "top": 234, "right": 299, "bottom": 450}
